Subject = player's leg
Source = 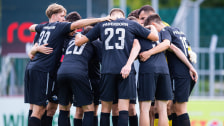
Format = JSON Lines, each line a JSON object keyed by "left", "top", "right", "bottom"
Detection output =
{"left": 139, "top": 101, "right": 151, "bottom": 126}
{"left": 73, "top": 74, "right": 95, "bottom": 126}
{"left": 57, "top": 75, "right": 72, "bottom": 126}
{"left": 138, "top": 73, "right": 156, "bottom": 126}
{"left": 155, "top": 74, "right": 173, "bottom": 126}
{"left": 91, "top": 79, "right": 101, "bottom": 126}
{"left": 101, "top": 101, "right": 113, "bottom": 126}
{"left": 117, "top": 73, "right": 136, "bottom": 126}
{"left": 167, "top": 100, "right": 174, "bottom": 126}
{"left": 128, "top": 101, "right": 138, "bottom": 126}
{"left": 74, "top": 106, "right": 84, "bottom": 126}
{"left": 28, "top": 70, "right": 49, "bottom": 126}
{"left": 153, "top": 100, "right": 159, "bottom": 126}
{"left": 156, "top": 100, "right": 169, "bottom": 126}
{"left": 173, "top": 77, "right": 192, "bottom": 126}
{"left": 117, "top": 99, "right": 130, "bottom": 126}
{"left": 29, "top": 104, "right": 46, "bottom": 126}
{"left": 99, "top": 74, "right": 117, "bottom": 126}
{"left": 112, "top": 101, "right": 119, "bottom": 126}
{"left": 81, "top": 103, "right": 95, "bottom": 126}
{"left": 28, "top": 104, "right": 33, "bottom": 119}
{"left": 149, "top": 102, "right": 155, "bottom": 126}
{"left": 93, "top": 104, "right": 99, "bottom": 126}
{"left": 174, "top": 102, "right": 190, "bottom": 126}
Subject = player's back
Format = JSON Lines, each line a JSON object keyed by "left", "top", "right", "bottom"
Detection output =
{"left": 165, "top": 26, "right": 190, "bottom": 78}
{"left": 57, "top": 36, "right": 94, "bottom": 76}
{"left": 138, "top": 37, "right": 169, "bottom": 74}
{"left": 28, "top": 22, "right": 71, "bottom": 72}
{"left": 86, "top": 18, "right": 150, "bottom": 74}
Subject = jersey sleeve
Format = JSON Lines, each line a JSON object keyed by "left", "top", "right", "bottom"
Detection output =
{"left": 59, "top": 22, "right": 72, "bottom": 35}
{"left": 160, "top": 29, "right": 172, "bottom": 43}
{"left": 86, "top": 23, "right": 100, "bottom": 42}
{"left": 130, "top": 21, "right": 151, "bottom": 39}
{"left": 35, "top": 24, "right": 45, "bottom": 33}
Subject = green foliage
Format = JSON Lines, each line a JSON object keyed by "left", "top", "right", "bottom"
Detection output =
{"left": 114, "top": 0, "right": 224, "bottom": 12}
{"left": 201, "top": 0, "right": 224, "bottom": 7}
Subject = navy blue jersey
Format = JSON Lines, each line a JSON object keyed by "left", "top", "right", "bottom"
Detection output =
{"left": 88, "top": 40, "right": 102, "bottom": 79}
{"left": 57, "top": 36, "right": 94, "bottom": 76}
{"left": 86, "top": 18, "right": 151, "bottom": 74}
{"left": 138, "top": 35, "right": 169, "bottom": 74}
{"left": 164, "top": 26, "right": 191, "bottom": 78}
{"left": 27, "top": 22, "right": 71, "bottom": 72}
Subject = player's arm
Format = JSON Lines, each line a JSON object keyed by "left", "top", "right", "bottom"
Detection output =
{"left": 75, "top": 35, "right": 89, "bottom": 46}
{"left": 145, "top": 25, "right": 159, "bottom": 42}
{"left": 70, "top": 16, "right": 113, "bottom": 30}
{"left": 139, "top": 39, "right": 170, "bottom": 62}
{"left": 29, "top": 24, "right": 38, "bottom": 32}
{"left": 121, "top": 39, "right": 141, "bottom": 79}
{"left": 29, "top": 43, "right": 53, "bottom": 59}
{"left": 169, "top": 44, "right": 198, "bottom": 82}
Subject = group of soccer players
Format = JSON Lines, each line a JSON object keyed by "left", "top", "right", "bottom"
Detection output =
{"left": 24, "top": 3, "right": 198, "bottom": 126}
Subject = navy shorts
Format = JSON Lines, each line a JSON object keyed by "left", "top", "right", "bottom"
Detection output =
{"left": 100, "top": 73, "right": 136, "bottom": 101}
{"left": 172, "top": 77, "right": 195, "bottom": 103}
{"left": 25, "top": 69, "right": 53, "bottom": 106}
{"left": 113, "top": 99, "right": 136, "bottom": 104}
{"left": 57, "top": 74, "right": 93, "bottom": 107}
{"left": 138, "top": 73, "right": 173, "bottom": 101}
{"left": 90, "top": 78, "right": 100, "bottom": 105}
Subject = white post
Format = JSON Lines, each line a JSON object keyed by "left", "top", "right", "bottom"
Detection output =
{"left": 120, "top": 0, "right": 126, "bottom": 17}
{"left": 108, "top": 0, "right": 114, "bottom": 14}
{"left": 86, "top": 0, "right": 92, "bottom": 17}
{"left": 209, "top": 34, "right": 218, "bottom": 97}
{"left": 152, "top": 0, "right": 159, "bottom": 14}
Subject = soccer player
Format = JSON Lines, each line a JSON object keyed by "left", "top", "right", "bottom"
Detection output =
{"left": 75, "top": 8, "right": 159, "bottom": 126}
{"left": 144, "top": 14, "right": 198, "bottom": 126}
{"left": 71, "top": 26, "right": 102, "bottom": 126}
{"left": 111, "top": 15, "right": 139, "bottom": 126}
{"left": 137, "top": 20, "right": 173, "bottom": 126}
{"left": 27, "top": 3, "right": 113, "bottom": 126}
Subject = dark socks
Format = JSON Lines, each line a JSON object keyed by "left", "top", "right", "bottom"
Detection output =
{"left": 100, "top": 112, "right": 110, "bottom": 126}
{"left": 155, "top": 113, "right": 159, "bottom": 119}
{"left": 94, "top": 116, "right": 98, "bottom": 126}
{"left": 172, "top": 113, "right": 177, "bottom": 126}
{"left": 176, "top": 113, "right": 190, "bottom": 126}
{"left": 112, "top": 116, "right": 119, "bottom": 126}
{"left": 28, "top": 117, "right": 41, "bottom": 126}
{"left": 28, "top": 110, "right": 33, "bottom": 119}
{"left": 117, "top": 111, "right": 129, "bottom": 126}
{"left": 83, "top": 111, "right": 94, "bottom": 126}
{"left": 129, "top": 114, "right": 138, "bottom": 126}
{"left": 45, "top": 116, "right": 53, "bottom": 126}
{"left": 41, "top": 111, "right": 47, "bottom": 126}
{"left": 73, "top": 118, "right": 82, "bottom": 126}
{"left": 58, "top": 110, "right": 70, "bottom": 126}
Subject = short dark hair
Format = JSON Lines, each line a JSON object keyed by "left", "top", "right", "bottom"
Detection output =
{"left": 128, "top": 9, "right": 139, "bottom": 18}
{"left": 127, "top": 16, "right": 138, "bottom": 22}
{"left": 66, "top": 11, "right": 82, "bottom": 22}
{"left": 144, "top": 14, "right": 162, "bottom": 26}
{"left": 110, "top": 8, "right": 125, "bottom": 16}
{"left": 138, "top": 5, "right": 155, "bottom": 16}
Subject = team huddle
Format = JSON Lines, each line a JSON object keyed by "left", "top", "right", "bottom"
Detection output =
{"left": 24, "top": 3, "right": 198, "bottom": 126}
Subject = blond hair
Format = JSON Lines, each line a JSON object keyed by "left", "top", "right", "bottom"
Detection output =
{"left": 45, "top": 3, "right": 67, "bottom": 19}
